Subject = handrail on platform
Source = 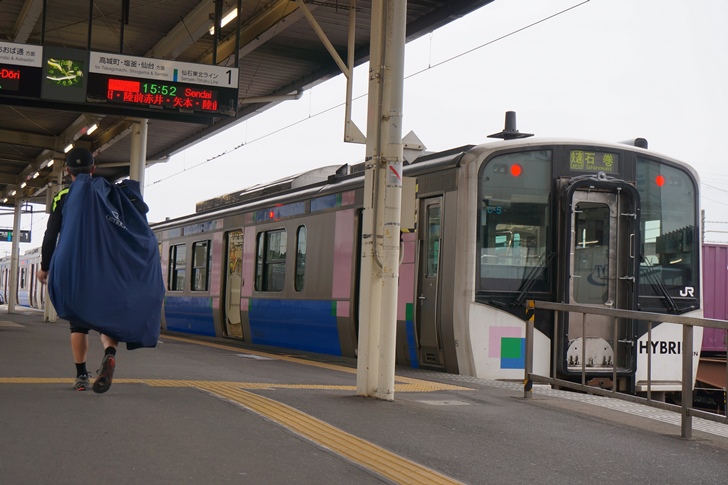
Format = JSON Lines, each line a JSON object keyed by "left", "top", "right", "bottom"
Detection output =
{"left": 524, "top": 300, "right": 728, "bottom": 439}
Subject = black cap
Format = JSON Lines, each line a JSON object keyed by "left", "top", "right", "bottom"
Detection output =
{"left": 66, "top": 147, "right": 95, "bottom": 168}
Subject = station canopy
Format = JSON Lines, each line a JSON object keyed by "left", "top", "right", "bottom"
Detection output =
{"left": 0, "top": 0, "right": 493, "bottom": 208}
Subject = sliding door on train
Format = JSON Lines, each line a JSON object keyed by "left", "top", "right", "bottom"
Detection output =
{"left": 416, "top": 197, "right": 445, "bottom": 369}
{"left": 223, "top": 230, "right": 244, "bottom": 339}
{"left": 560, "top": 182, "right": 640, "bottom": 386}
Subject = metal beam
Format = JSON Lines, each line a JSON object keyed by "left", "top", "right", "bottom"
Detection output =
{"left": 196, "top": 0, "right": 311, "bottom": 65}
{"left": 13, "top": 0, "right": 44, "bottom": 43}
{"left": 146, "top": 0, "right": 216, "bottom": 60}
{"left": 92, "top": 120, "right": 133, "bottom": 156}
{"left": 0, "top": 129, "right": 55, "bottom": 151}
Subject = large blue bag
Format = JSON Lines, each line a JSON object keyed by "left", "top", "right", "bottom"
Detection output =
{"left": 48, "top": 174, "right": 165, "bottom": 349}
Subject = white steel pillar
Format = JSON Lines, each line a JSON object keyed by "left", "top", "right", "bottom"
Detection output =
{"left": 7, "top": 198, "right": 22, "bottom": 313}
{"left": 129, "top": 118, "right": 149, "bottom": 193}
{"left": 356, "top": 0, "right": 406, "bottom": 401}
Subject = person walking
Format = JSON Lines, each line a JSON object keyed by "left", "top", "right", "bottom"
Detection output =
{"left": 37, "top": 147, "right": 117, "bottom": 393}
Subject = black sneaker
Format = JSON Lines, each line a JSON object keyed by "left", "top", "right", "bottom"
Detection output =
{"left": 74, "top": 374, "right": 90, "bottom": 391}
{"left": 92, "top": 354, "right": 116, "bottom": 394}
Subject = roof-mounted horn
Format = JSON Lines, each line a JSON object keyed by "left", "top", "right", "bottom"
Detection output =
{"left": 488, "top": 111, "right": 534, "bottom": 140}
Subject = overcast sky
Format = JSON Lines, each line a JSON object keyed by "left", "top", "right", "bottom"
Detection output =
{"left": 5, "top": 0, "right": 728, "bottom": 254}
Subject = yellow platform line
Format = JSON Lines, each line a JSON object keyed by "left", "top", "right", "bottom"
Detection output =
{"left": 199, "top": 382, "right": 465, "bottom": 485}
{"left": 0, "top": 377, "right": 466, "bottom": 484}
{"left": 162, "top": 334, "right": 473, "bottom": 392}
{"left": 0, "top": 377, "right": 468, "bottom": 394}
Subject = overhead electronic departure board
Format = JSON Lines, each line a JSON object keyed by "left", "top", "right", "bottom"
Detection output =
{"left": 0, "top": 43, "right": 239, "bottom": 121}
{"left": 86, "top": 52, "right": 238, "bottom": 117}
{"left": 0, "top": 41, "right": 43, "bottom": 99}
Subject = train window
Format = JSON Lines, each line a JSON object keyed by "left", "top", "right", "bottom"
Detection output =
{"left": 636, "top": 158, "right": 698, "bottom": 296}
{"left": 572, "top": 203, "right": 610, "bottom": 304}
{"left": 295, "top": 226, "right": 306, "bottom": 292}
{"left": 191, "top": 240, "right": 211, "bottom": 291}
{"left": 426, "top": 205, "right": 441, "bottom": 277}
{"left": 478, "top": 150, "right": 551, "bottom": 292}
{"left": 255, "top": 229, "right": 287, "bottom": 292}
{"left": 19, "top": 268, "right": 26, "bottom": 290}
{"left": 169, "top": 244, "right": 186, "bottom": 291}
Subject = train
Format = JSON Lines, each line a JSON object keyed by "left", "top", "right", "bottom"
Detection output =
{"left": 2, "top": 122, "right": 717, "bottom": 396}
{"left": 0, "top": 246, "right": 45, "bottom": 309}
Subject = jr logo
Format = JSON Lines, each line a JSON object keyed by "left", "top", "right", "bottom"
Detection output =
{"left": 679, "top": 286, "right": 694, "bottom": 297}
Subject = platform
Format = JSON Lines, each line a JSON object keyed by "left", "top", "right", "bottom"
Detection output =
{"left": 1, "top": 308, "right": 728, "bottom": 484}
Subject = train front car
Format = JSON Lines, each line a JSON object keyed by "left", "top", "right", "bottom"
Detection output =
{"left": 452, "top": 138, "right": 702, "bottom": 394}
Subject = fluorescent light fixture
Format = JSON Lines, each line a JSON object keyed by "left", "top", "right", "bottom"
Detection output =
{"left": 209, "top": 8, "right": 238, "bottom": 35}
{"left": 86, "top": 123, "right": 99, "bottom": 135}
{"left": 20, "top": 182, "right": 27, "bottom": 188}
{"left": 63, "top": 143, "right": 74, "bottom": 153}
{"left": 2, "top": 198, "right": 6, "bottom": 203}
{"left": 32, "top": 172, "right": 39, "bottom": 179}
{"left": 10, "top": 190, "right": 16, "bottom": 196}
{"left": 47, "top": 160, "right": 54, "bottom": 167}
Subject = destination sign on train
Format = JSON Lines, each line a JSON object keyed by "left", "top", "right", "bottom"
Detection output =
{"left": 569, "top": 150, "right": 619, "bottom": 173}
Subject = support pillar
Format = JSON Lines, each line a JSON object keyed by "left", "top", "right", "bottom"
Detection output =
{"left": 7, "top": 198, "right": 22, "bottom": 313}
{"left": 129, "top": 118, "right": 148, "bottom": 193}
{"left": 356, "top": 0, "right": 407, "bottom": 401}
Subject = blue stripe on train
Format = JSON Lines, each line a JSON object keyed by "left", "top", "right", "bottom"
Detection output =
{"left": 164, "top": 296, "right": 215, "bottom": 336}
{"left": 248, "top": 299, "right": 341, "bottom": 356}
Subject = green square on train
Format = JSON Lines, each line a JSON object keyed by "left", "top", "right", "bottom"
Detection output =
{"left": 501, "top": 337, "right": 523, "bottom": 358}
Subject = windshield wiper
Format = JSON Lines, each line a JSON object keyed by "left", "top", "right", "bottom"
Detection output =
{"left": 511, "top": 251, "right": 555, "bottom": 308}
{"left": 639, "top": 255, "right": 681, "bottom": 313}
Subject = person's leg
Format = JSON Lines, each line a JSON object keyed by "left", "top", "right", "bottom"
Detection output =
{"left": 92, "top": 334, "right": 118, "bottom": 394}
{"left": 70, "top": 326, "right": 90, "bottom": 391}
{"left": 71, "top": 332, "right": 88, "bottom": 368}
{"left": 100, "top": 334, "right": 118, "bottom": 352}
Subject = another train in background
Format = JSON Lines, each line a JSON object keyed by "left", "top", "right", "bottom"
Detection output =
{"left": 0, "top": 246, "right": 45, "bottom": 309}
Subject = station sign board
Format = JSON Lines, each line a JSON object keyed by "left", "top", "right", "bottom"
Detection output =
{"left": 0, "top": 41, "right": 43, "bottom": 99}
{"left": 86, "top": 52, "right": 238, "bottom": 117}
{"left": 0, "top": 229, "right": 31, "bottom": 243}
{"left": 0, "top": 42, "right": 239, "bottom": 120}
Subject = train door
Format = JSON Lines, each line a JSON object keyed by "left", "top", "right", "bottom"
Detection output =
{"left": 2, "top": 268, "right": 6, "bottom": 304}
{"left": 560, "top": 178, "right": 640, "bottom": 385}
{"left": 416, "top": 197, "right": 445, "bottom": 369}
{"left": 223, "top": 230, "right": 244, "bottom": 338}
{"left": 29, "top": 264, "right": 36, "bottom": 307}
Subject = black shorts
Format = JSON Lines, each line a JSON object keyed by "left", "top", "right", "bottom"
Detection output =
{"left": 69, "top": 322, "right": 89, "bottom": 334}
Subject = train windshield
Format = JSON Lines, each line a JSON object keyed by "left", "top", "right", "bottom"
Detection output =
{"left": 635, "top": 157, "right": 698, "bottom": 300}
{"left": 478, "top": 150, "right": 551, "bottom": 292}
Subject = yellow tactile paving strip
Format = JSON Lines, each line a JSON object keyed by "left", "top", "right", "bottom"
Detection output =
{"left": 1, "top": 335, "right": 473, "bottom": 484}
